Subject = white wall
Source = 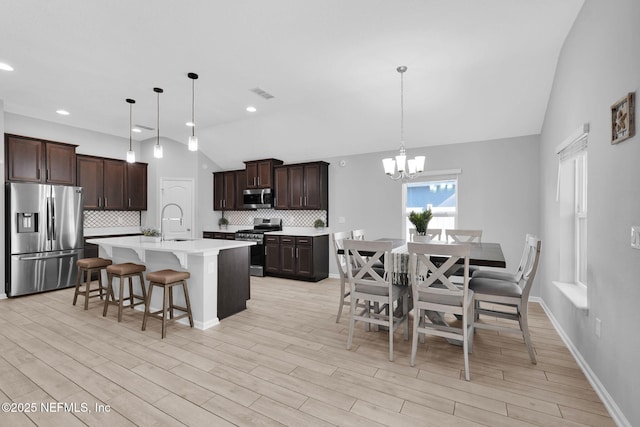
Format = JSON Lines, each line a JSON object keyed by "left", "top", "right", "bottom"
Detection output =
{"left": 139, "top": 136, "right": 221, "bottom": 236}
{"left": 539, "top": 0, "right": 639, "bottom": 425}
{"left": 325, "top": 134, "right": 541, "bottom": 281}
{"left": 0, "top": 101, "right": 5, "bottom": 298}
{"left": 5, "top": 112, "right": 136, "bottom": 159}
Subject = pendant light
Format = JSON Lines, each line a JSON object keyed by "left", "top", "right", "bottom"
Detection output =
{"left": 382, "top": 66, "right": 425, "bottom": 180}
{"left": 187, "top": 72, "right": 199, "bottom": 151}
{"left": 126, "top": 98, "right": 136, "bottom": 163}
{"left": 153, "top": 87, "right": 164, "bottom": 158}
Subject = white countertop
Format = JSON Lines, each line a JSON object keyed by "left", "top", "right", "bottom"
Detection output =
{"left": 87, "top": 235, "right": 255, "bottom": 257}
{"left": 202, "top": 226, "right": 331, "bottom": 236}
{"left": 267, "top": 227, "right": 331, "bottom": 237}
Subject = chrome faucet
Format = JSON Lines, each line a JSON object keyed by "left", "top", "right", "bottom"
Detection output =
{"left": 160, "top": 203, "right": 184, "bottom": 241}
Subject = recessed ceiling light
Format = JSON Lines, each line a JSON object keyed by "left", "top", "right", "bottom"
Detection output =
{"left": 185, "top": 121, "right": 195, "bottom": 127}
{"left": 132, "top": 128, "right": 142, "bottom": 133}
{"left": 246, "top": 106, "right": 257, "bottom": 113}
{"left": 56, "top": 110, "right": 70, "bottom": 116}
{"left": 0, "top": 62, "right": 14, "bottom": 71}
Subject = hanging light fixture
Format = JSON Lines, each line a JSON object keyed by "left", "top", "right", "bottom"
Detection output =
{"left": 187, "top": 72, "right": 199, "bottom": 151}
{"left": 126, "top": 98, "right": 136, "bottom": 163}
{"left": 382, "top": 66, "right": 425, "bottom": 180}
{"left": 153, "top": 87, "right": 164, "bottom": 158}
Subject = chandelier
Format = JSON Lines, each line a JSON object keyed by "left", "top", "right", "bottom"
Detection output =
{"left": 382, "top": 66, "right": 425, "bottom": 180}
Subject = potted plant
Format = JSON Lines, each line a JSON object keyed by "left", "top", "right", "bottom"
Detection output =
{"left": 313, "top": 218, "right": 325, "bottom": 229}
{"left": 408, "top": 207, "right": 433, "bottom": 235}
{"left": 141, "top": 228, "right": 161, "bottom": 242}
{"left": 218, "top": 215, "right": 229, "bottom": 230}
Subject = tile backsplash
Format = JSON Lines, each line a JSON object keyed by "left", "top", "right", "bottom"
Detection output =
{"left": 223, "top": 210, "right": 327, "bottom": 227}
{"left": 84, "top": 210, "right": 141, "bottom": 228}
{"left": 83, "top": 209, "right": 326, "bottom": 229}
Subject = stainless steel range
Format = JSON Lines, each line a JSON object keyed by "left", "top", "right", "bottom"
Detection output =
{"left": 235, "top": 218, "right": 282, "bottom": 276}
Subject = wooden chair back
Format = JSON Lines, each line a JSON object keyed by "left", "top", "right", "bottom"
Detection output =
{"left": 445, "top": 229, "right": 482, "bottom": 243}
{"left": 331, "top": 231, "right": 352, "bottom": 277}
{"left": 343, "top": 239, "right": 391, "bottom": 293}
{"left": 351, "top": 229, "right": 366, "bottom": 240}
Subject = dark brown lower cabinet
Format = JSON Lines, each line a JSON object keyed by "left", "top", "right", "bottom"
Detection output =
{"left": 217, "top": 246, "right": 250, "bottom": 320}
{"left": 265, "top": 234, "right": 328, "bottom": 282}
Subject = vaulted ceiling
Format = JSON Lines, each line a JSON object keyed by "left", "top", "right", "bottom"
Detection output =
{"left": 0, "top": 0, "right": 584, "bottom": 169}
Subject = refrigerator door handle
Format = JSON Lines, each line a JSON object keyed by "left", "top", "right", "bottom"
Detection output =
{"left": 46, "top": 196, "right": 52, "bottom": 240}
{"left": 19, "top": 252, "right": 76, "bottom": 261}
{"left": 50, "top": 196, "right": 56, "bottom": 241}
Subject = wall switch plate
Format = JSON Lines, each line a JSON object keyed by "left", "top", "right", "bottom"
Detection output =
{"left": 338, "top": 216, "right": 346, "bottom": 224}
{"left": 595, "top": 317, "right": 602, "bottom": 338}
{"left": 631, "top": 226, "right": 640, "bottom": 249}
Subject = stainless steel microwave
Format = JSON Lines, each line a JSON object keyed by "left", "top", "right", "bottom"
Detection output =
{"left": 243, "top": 188, "right": 273, "bottom": 209}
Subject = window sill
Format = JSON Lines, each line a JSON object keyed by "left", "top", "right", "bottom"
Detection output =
{"left": 552, "top": 281, "right": 588, "bottom": 313}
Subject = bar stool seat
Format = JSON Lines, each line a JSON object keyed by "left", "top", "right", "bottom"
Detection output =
{"left": 142, "top": 269, "right": 194, "bottom": 338}
{"left": 103, "top": 263, "right": 147, "bottom": 322}
{"left": 73, "top": 257, "right": 112, "bottom": 310}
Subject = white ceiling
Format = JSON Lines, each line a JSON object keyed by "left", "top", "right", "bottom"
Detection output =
{"left": 0, "top": 0, "right": 584, "bottom": 169}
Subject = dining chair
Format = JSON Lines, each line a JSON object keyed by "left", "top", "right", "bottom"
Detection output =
{"left": 445, "top": 229, "right": 482, "bottom": 243}
{"left": 408, "top": 242, "right": 474, "bottom": 380}
{"left": 351, "top": 229, "right": 366, "bottom": 240}
{"left": 332, "top": 230, "right": 353, "bottom": 323}
{"left": 469, "top": 236, "right": 541, "bottom": 364}
{"left": 472, "top": 233, "right": 533, "bottom": 282}
{"left": 350, "top": 229, "right": 386, "bottom": 271}
{"left": 444, "top": 229, "right": 482, "bottom": 279}
{"left": 344, "top": 239, "right": 409, "bottom": 361}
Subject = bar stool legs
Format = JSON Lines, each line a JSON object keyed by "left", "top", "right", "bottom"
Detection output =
{"left": 103, "top": 263, "right": 147, "bottom": 322}
{"left": 73, "top": 258, "right": 112, "bottom": 310}
{"left": 142, "top": 269, "right": 193, "bottom": 338}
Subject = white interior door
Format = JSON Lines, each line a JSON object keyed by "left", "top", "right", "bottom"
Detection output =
{"left": 159, "top": 178, "right": 194, "bottom": 240}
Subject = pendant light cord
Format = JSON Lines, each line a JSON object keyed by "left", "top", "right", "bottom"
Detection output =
{"left": 129, "top": 102, "right": 133, "bottom": 150}
{"left": 400, "top": 68, "right": 404, "bottom": 147}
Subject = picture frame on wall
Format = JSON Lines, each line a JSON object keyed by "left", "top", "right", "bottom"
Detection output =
{"left": 611, "top": 92, "right": 635, "bottom": 144}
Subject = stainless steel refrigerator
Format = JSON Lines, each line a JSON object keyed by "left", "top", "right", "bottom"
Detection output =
{"left": 6, "top": 182, "right": 84, "bottom": 297}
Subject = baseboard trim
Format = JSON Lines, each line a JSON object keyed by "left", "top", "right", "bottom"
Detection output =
{"left": 531, "top": 296, "right": 629, "bottom": 427}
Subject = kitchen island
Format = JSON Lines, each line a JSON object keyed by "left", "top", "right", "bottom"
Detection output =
{"left": 86, "top": 236, "right": 255, "bottom": 329}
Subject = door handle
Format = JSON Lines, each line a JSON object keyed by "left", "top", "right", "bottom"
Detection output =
{"left": 104, "top": 197, "right": 108, "bottom": 207}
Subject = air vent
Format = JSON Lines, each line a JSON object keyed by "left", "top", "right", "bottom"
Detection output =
{"left": 250, "top": 87, "right": 275, "bottom": 100}
{"left": 134, "top": 124, "right": 154, "bottom": 131}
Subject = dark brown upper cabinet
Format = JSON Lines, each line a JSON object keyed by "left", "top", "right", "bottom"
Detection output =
{"left": 126, "top": 162, "right": 148, "bottom": 210}
{"left": 213, "top": 171, "right": 236, "bottom": 211}
{"left": 274, "top": 161, "right": 328, "bottom": 211}
{"left": 244, "top": 159, "right": 283, "bottom": 189}
{"left": 5, "top": 134, "right": 77, "bottom": 185}
{"left": 77, "top": 155, "right": 147, "bottom": 210}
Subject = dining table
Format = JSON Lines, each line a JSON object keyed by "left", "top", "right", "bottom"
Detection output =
{"left": 340, "top": 238, "right": 507, "bottom": 344}
{"left": 380, "top": 238, "right": 506, "bottom": 285}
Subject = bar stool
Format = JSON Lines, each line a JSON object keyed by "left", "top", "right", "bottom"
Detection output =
{"left": 142, "top": 269, "right": 194, "bottom": 338}
{"left": 103, "top": 263, "right": 147, "bottom": 322}
{"left": 73, "top": 257, "right": 113, "bottom": 310}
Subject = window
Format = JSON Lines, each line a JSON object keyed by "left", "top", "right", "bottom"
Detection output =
{"left": 403, "top": 174, "right": 458, "bottom": 240}
{"left": 557, "top": 136, "right": 588, "bottom": 287}
{"left": 554, "top": 124, "right": 589, "bottom": 311}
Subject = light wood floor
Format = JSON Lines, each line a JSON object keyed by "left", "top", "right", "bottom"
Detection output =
{"left": 0, "top": 276, "right": 615, "bottom": 427}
